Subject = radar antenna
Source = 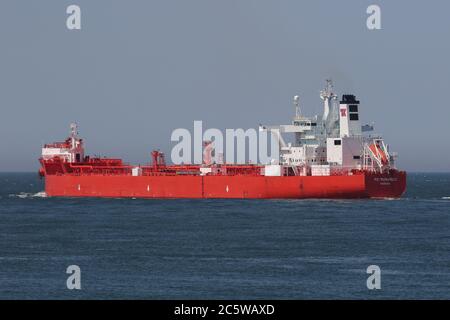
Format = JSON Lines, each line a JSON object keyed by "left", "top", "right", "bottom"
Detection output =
{"left": 320, "top": 79, "right": 335, "bottom": 100}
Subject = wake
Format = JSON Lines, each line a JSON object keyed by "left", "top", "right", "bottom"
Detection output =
{"left": 9, "top": 191, "right": 47, "bottom": 198}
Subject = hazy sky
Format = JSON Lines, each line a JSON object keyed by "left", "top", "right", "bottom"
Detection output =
{"left": 1, "top": 0, "right": 449, "bottom": 172}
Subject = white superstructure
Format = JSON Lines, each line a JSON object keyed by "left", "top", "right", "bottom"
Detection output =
{"left": 41, "top": 123, "right": 85, "bottom": 163}
{"left": 260, "top": 80, "right": 397, "bottom": 176}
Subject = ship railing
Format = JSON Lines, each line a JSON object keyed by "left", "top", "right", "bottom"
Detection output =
{"left": 43, "top": 142, "right": 71, "bottom": 149}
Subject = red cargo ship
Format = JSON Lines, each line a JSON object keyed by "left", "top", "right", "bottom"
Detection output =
{"left": 39, "top": 81, "right": 406, "bottom": 199}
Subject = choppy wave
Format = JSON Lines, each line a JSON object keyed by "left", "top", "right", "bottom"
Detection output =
{"left": 9, "top": 191, "right": 47, "bottom": 198}
{"left": 442, "top": 197, "right": 450, "bottom": 200}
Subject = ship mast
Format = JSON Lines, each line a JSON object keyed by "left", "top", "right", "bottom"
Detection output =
{"left": 293, "top": 95, "right": 301, "bottom": 119}
{"left": 320, "top": 79, "right": 337, "bottom": 121}
{"left": 319, "top": 79, "right": 340, "bottom": 138}
{"left": 70, "top": 123, "right": 78, "bottom": 149}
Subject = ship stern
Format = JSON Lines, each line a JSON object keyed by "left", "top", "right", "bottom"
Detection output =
{"left": 364, "top": 170, "right": 407, "bottom": 199}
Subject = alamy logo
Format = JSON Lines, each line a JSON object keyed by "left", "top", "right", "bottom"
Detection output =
{"left": 366, "top": 265, "right": 381, "bottom": 290}
{"left": 66, "top": 5, "right": 81, "bottom": 30}
{"left": 66, "top": 265, "right": 81, "bottom": 290}
{"left": 64, "top": 5, "right": 381, "bottom": 31}
{"left": 171, "top": 121, "right": 280, "bottom": 165}
{"left": 366, "top": 5, "right": 381, "bottom": 30}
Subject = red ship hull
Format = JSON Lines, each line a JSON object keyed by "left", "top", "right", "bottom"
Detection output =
{"left": 43, "top": 170, "right": 406, "bottom": 199}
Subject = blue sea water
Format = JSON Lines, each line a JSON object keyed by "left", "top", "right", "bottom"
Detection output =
{"left": 0, "top": 172, "right": 449, "bottom": 299}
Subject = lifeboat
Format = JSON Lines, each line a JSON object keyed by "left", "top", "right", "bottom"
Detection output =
{"left": 369, "top": 142, "right": 388, "bottom": 165}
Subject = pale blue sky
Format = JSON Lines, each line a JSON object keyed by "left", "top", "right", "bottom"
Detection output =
{"left": 0, "top": 0, "right": 449, "bottom": 171}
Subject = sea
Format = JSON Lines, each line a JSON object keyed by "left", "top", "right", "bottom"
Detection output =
{"left": 0, "top": 172, "right": 449, "bottom": 299}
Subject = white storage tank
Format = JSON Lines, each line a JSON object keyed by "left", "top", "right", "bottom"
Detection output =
{"left": 132, "top": 167, "right": 142, "bottom": 176}
{"left": 311, "top": 165, "right": 331, "bottom": 176}
{"left": 264, "top": 165, "right": 282, "bottom": 176}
